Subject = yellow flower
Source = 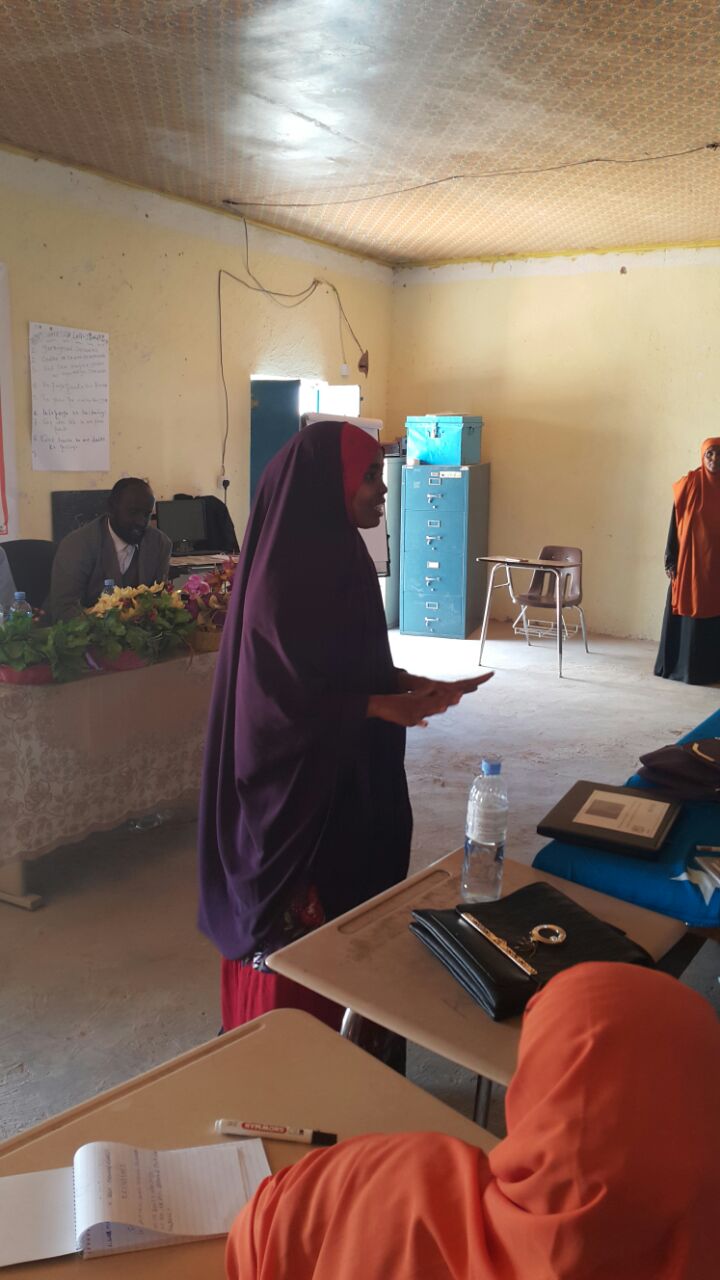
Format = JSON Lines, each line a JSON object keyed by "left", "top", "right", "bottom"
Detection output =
{"left": 86, "top": 582, "right": 186, "bottom": 619}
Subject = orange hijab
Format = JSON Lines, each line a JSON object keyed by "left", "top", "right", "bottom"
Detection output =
{"left": 226, "top": 963, "right": 720, "bottom": 1280}
{"left": 671, "top": 436, "right": 720, "bottom": 617}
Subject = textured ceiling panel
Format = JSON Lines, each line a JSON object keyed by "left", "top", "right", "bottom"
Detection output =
{"left": 1, "top": 0, "right": 719, "bottom": 264}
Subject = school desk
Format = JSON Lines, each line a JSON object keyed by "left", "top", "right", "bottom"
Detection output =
{"left": 268, "top": 852, "right": 689, "bottom": 1093}
{"left": 0, "top": 1008, "right": 495, "bottom": 1279}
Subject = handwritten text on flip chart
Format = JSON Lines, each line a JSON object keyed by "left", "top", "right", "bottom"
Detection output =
{"left": 30, "top": 322, "right": 109, "bottom": 472}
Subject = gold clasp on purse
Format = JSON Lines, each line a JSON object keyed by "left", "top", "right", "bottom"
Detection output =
{"left": 691, "top": 740, "right": 720, "bottom": 765}
{"left": 459, "top": 912, "right": 538, "bottom": 977}
{"left": 529, "top": 923, "right": 567, "bottom": 946}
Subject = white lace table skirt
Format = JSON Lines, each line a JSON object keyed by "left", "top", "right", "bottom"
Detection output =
{"left": 0, "top": 652, "right": 218, "bottom": 873}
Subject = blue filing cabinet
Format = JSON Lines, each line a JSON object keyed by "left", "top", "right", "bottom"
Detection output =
{"left": 400, "top": 464, "right": 490, "bottom": 638}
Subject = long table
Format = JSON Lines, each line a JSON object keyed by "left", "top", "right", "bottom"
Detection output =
{"left": 268, "top": 852, "right": 688, "bottom": 1091}
{"left": 0, "top": 652, "right": 217, "bottom": 908}
{"left": 0, "top": 1008, "right": 495, "bottom": 1279}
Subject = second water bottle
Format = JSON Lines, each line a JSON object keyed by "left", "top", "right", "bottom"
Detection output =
{"left": 9, "top": 591, "right": 33, "bottom": 618}
{"left": 461, "top": 755, "right": 508, "bottom": 903}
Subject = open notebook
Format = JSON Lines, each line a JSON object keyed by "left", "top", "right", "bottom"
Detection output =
{"left": 0, "top": 1139, "right": 270, "bottom": 1267}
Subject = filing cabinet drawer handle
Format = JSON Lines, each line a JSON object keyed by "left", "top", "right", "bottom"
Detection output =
{"left": 425, "top": 535, "right": 441, "bottom": 544}
{"left": 426, "top": 492, "right": 444, "bottom": 501}
{"left": 425, "top": 576, "right": 440, "bottom": 585}
{"left": 424, "top": 617, "right": 438, "bottom": 628}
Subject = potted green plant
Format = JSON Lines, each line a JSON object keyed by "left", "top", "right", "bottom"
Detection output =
{"left": 86, "top": 607, "right": 141, "bottom": 673}
{"left": 0, "top": 612, "right": 52, "bottom": 684}
{"left": 43, "top": 616, "right": 94, "bottom": 683}
{"left": 86, "top": 583, "right": 195, "bottom": 665}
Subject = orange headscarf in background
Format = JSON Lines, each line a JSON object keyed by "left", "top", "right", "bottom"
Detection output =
{"left": 226, "top": 963, "right": 720, "bottom": 1280}
{"left": 671, "top": 436, "right": 720, "bottom": 617}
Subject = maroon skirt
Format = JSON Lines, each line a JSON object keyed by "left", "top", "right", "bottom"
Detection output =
{"left": 221, "top": 959, "right": 344, "bottom": 1032}
{"left": 220, "top": 882, "right": 344, "bottom": 1032}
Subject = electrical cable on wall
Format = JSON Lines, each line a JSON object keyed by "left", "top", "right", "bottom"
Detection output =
{"left": 217, "top": 268, "right": 231, "bottom": 494}
{"left": 217, "top": 218, "right": 369, "bottom": 483}
{"left": 223, "top": 140, "right": 720, "bottom": 211}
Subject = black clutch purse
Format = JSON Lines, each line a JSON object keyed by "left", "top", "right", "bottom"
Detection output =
{"left": 638, "top": 738, "right": 720, "bottom": 801}
{"left": 409, "top": 881, "right": 654, "bottom": 1021}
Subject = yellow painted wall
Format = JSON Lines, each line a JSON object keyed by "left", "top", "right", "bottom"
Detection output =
{"left": 389, "top": 252, "right": 720, "bottom": 638}
{"left": 5, "top": 145, "right": 719, "bottom": 642}
{"left": 0, "top": 148, "right": 392, "bottom": 542}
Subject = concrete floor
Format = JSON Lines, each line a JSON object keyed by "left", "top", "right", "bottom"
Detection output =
{"left": 2, "top": 624, "right": 718, "bottom": 1141}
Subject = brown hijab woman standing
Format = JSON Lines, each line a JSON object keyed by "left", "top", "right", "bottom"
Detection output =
{"left": 654, "top": 437, "right": 720, "bottom": 683}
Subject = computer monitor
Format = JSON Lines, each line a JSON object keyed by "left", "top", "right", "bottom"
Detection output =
{"left": 155, "top": 499, "right": 207, "bottom": 551}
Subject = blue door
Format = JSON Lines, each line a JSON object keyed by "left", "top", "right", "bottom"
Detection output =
{"left": 249, "top": 379, "right": 301, "bottom": 502}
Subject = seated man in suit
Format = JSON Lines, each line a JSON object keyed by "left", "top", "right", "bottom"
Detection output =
{"left": 50, "top": 478, "right": 172, "bottom": 621}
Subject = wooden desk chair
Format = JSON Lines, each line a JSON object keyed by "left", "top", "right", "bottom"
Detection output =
{"left": 508, "top": 545, "right": 588, "bottom": 651}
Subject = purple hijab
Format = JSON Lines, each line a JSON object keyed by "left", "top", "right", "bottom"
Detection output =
{"left": 198, "top": 421, "right": 412, "bottom": 959}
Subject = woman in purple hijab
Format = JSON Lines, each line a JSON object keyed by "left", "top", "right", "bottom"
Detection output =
{"left": 198, "top": 421, "right": 490, "bottom": 1033}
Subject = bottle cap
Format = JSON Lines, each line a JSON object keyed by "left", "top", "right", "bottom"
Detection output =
{"left": 480, "top": 757, "right": 501, "bottom": 776}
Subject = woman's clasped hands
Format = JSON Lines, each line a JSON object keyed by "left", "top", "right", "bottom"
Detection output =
{"left": 367, "top": 669, "right": 494, "bottom": 728}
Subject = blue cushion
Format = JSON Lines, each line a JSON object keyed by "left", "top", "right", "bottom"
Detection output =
{"left": 532, "top": 709, "right": 720, "bottom": 925}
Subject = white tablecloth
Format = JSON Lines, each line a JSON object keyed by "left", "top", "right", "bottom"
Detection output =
{"left": 1, "top": 652, "right": 217, "bottom": 873}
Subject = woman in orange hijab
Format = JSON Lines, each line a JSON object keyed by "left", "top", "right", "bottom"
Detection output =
{"left": 226, "top": 962, "right": 720, "bottom": 1280}
{"left": 655, "top": 437, "right": 720, "bottom": 682}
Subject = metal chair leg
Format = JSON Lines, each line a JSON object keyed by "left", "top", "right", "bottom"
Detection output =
{"left": 340, "top": 1008, "right": 362, "bottom": 1041}
{"left": 473, "top": 1074, "right": 492, "bottom": 1127}
{"left": 478, "top": 562, "right": 504, "bottom": 666}
{"left": 520, "top": 605, "right": 531, "bottom": 646}
{"left": 577, "top": 605, "right": 589, "bottom": 652}
{"left": 554, "top": 568, "right": 563, "bottom": 677}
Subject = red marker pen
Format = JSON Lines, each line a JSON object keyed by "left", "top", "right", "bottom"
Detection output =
{"left": 214, "top": 1118, "right": 337, "bottom": 1146}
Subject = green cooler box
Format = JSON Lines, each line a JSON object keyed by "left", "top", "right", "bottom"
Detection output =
{"left": 405, "top": 415, "right": 483, "bottom": 465}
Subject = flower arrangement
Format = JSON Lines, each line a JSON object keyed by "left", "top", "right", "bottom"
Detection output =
{"left": 182, "top": 560, "right": 237, "bottom": 633}
{"left": 0, "top": 612, "right": 91, "bottom": 684}
{"left": 87, "top": 582, "right": 195, "bottom": 663}
{"left": 0, "top": 583, "right": 201, "bottom": 686}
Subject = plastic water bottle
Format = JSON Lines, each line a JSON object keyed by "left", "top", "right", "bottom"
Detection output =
{"left": 102, "top": 578, "right": 116, "bottom": 594}
{"left": 461, "top": 756, "right": 508, "bottom": 902}
{"left": 0, "top": 601, "right": 4, "bottom": 627}
{"left": 9, "top": 591, "right": 33, "bottom": 618}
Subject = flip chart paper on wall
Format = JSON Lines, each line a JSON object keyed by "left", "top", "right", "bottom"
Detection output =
{"left": 30, "top": 322, "right": 109, "bottom": 472}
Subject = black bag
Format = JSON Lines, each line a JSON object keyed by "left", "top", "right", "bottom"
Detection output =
{"left": 637, "top": 738, "right": 720, "bottom": 801}
{"left": 409, "top": 881, "right": 654, "bottom": 1021}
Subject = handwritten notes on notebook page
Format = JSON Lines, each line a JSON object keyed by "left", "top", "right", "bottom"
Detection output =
{"left": 30, "top": 322, "right": 109, "bottom": 472}
{"left": 0, "top": 1139, "right": 270, "bottom": 1266}
{"left": 76, "top": 1140, "right": 269, "bottom": 1255}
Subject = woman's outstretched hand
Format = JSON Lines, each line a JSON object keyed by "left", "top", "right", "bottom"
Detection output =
{"left": 368, "top": 671, "right": 494, "bottom": 728}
